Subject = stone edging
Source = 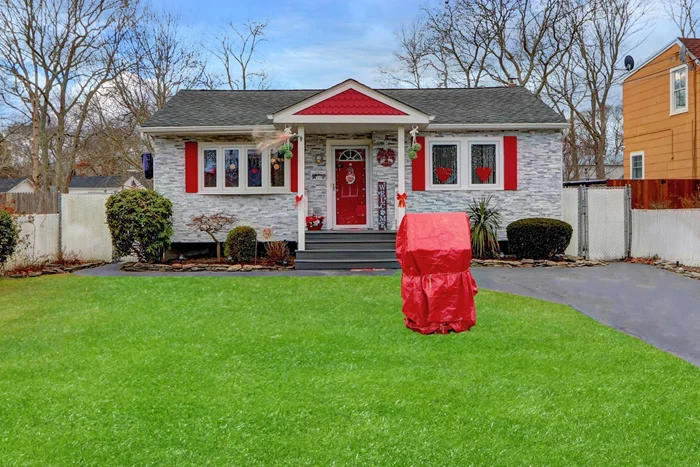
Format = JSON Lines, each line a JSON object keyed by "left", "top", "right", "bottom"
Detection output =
{"left": 652, "top": 261, "right": 700, "bottom": 281}
{"left": 120, "top": 262, "right": 294, "bottom": 273}
{"left": 471, "top": 257, "right": 606, "bottom": 268}
{"left": 3, "top": 261, "right": 106, "bottom": 279}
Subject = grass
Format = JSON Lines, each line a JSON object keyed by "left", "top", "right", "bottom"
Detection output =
{"left": 0, "top": 275, "right": 699, "bottom": 466}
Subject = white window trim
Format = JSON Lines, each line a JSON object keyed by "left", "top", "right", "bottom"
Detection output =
{"left": 198, "top": 143, "right": 291, "bottom": 194}
{"left": 630, "top": 150, "right": 645, "bottom": 180}
{"left": 670, "top": 64, "right": 689, "bottom": 116}
{"left": 427, "top": 140, "right": 462, "bottom": 190}
{"left": 426, "top": 136, "right": 505, "bottom": 191}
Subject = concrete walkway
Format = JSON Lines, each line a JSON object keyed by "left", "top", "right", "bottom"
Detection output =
{"left": 78, "top": 262, "right": 700, "bottom": 367}
{"left": 471, "top": 262, "right": 700, "bottom": 367}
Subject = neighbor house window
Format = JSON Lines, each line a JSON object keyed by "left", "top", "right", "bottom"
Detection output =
{"left": 671, "top": 65, "right": 688, "bottom": 114}
{"left": 199, "top": 144, "right": 290, "bottom": 193}
{"left": 428, "top": 138, "right": 503, "bottom": 190}
{"left": 630, "top": 151, "right": 644, "bottom": 179}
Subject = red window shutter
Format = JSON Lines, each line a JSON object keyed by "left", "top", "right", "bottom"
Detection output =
{"left": 184, "top": 141, "right": 198, "bottom": 193}
{"left": 412, "top": 136, "right": 426, "bottom": 191}
{"left": 504, "top": 136, "right": 518, "bottom": 190}
{"left": 290, "top": 141, "right": 299, "bottom": 193}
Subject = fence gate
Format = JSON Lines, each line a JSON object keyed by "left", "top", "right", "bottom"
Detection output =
{"left": 562, "top": 186, "right": 631, "bottom": 261}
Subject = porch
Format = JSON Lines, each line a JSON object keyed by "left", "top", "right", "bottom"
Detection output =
{"left": 295, "top": 230, "right": 399, "bottom": 270}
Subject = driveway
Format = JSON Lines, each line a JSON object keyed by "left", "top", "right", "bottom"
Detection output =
{"left": 472, "top": 262, "right": 700, "bottom": 367}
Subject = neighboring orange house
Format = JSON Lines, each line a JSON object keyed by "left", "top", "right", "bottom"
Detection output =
{"left": 623, "top": 38, "right": 700, "bottom": 179}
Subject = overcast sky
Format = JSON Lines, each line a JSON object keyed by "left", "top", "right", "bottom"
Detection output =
{"left": 152, "top": 0, "right": 681, "bottom": 93}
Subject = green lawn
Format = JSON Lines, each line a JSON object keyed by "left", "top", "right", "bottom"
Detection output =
{"left": 0, "top": 275, "right": 699, "bottom": 466}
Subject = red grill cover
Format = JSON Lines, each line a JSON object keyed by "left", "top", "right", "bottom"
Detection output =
{"left": 396, "top": 213, "right": 478, "bottom": 334}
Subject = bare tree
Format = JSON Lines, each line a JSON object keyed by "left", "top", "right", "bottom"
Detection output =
{"left": 379, "top": 22, "right": 433, "bottom": 88}
{"left": 665, "top": 0, "right": 699, "bottom": 37}
{"left": 187, "top": 213, "right": 237, "bottom": 262}
{"left": 210, "top": 20, "right": 270, "bottom": 90}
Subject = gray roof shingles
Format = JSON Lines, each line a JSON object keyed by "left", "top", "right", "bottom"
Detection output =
{"left": 142, "top": 86, "right": 565, "bottom": 128}
{"left": 0, "top": 177, "right": 29, "bottom": 193}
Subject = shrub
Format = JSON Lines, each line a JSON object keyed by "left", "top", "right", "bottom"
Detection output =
{"left": 679, "top": 187, "right": 700, "bottom": 208}
{"left": 0, "top": 209, "right": 19, "bottom": 266}
{"left": 506, "top": 218, "right": 573, "bottom": 260}
{"left": 265, "top": 241, "right": 289, "bottom": 264}
{"left": 467, "top": 196, "right": 502, "bottom": 258}
{"left": 225, "top": 226, "right": 257, "bottom": 263}
{"left": 105, "top": 189, "right": 173, "bottom": 262}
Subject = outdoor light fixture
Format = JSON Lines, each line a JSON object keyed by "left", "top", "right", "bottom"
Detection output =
{"left": 178, "top": 254, "right": 184, "bottom": 261}
{"left": 316, "top": 153, "right": 325, "bottom": 165}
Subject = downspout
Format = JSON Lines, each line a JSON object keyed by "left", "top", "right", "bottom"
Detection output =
{"left": 694, "top": 65, "right": 698, "bottom": 179}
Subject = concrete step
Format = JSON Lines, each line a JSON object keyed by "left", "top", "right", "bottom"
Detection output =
{"left": 296, "top": 249, "right": 397, "bottom": 261}
{"left": 305, "top": 239, "right": 396, "bottom": 251}
{"left": 306, "top": 230, "right": 397, "bottom": 243}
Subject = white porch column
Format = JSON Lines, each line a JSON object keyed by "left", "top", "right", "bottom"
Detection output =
{"left": 397, "top": 125, "right": 406, "bottom": 227}
{"left": 297, "top": 125, "right": 306, "bottom": 250}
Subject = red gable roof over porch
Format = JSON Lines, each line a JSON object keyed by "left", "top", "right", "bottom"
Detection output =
{"left": 294, "top": 88, "right": 408, "bottom": 116}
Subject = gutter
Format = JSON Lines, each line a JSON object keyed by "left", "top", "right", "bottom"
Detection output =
{"left": 426, "top": 122, "right": 568, "bottom": 131}
{"left": 138, "top": 124, "right": 277, "bottom": 135}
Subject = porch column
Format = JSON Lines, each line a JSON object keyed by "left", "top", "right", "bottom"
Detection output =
{"left": 397, "top": 125, "right": 406, "bottom": 227}
{"left": 297, "top": 125, "right": 306, "bottom": 250}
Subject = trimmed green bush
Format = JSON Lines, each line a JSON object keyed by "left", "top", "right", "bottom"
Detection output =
{"left": 106, "top": 189, "right": 173, "bottom": 262}
{"left": 225, "top": 226, "right": 257, "bottom": 263}
{"left": 0, "top": 209, "right": 19, "bottom": 265}
{"left": 506, "top": 218, "right": 573, "bottom": 260}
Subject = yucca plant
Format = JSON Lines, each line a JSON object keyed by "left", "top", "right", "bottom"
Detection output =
{"left": 467, "top": 196, "right": 502, "bottom": 259}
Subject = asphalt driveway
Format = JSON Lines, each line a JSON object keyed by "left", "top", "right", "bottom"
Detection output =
{"left": 472, "top": 262, "right": 700, "bottom": 367}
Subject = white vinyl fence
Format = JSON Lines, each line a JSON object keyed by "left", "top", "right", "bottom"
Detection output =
{"left": 60, "top": 194, "right": 113, "bottom": 261}
{"left": 631, "top": 209, "right": 700, "bottom": 267}
{"left": 3, "top": 193, "right": 112, "bottom": 270}
{"left": 4, "top": 214, "right": 60, "bottom": 269}
{"left": 562, "top": 188, "right": 580, "bottom": 257}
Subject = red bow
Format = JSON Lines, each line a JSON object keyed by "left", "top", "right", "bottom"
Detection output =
{"left": 294, "top": 194, "right": 303, "bottom": 209}
{"left": 396, "top": 192, "right": 407, "bottom": 208}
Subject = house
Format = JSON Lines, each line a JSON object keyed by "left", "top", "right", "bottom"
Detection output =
{"left": 140, "top": 79, "right": 567, "bottom": 268}
{"left": 0, "top": 177, "right": 35, "bottom": 194}
{"left": 68, "top": 174, "right": 148, "bottom": 194}
{"left": 623, "top": 37, "right": 700, "bottom": 180}
{"left": 575, "top": 164, "right": 624, "bottom": 181}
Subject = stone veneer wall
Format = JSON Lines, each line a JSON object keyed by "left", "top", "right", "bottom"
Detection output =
{"left": 153, "top": 135, "right": 297, "bottom": 243}
{"left": 153, "top": 129, "right": 562, "bottom": 243}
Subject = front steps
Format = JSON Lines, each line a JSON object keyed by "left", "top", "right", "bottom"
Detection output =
{"left": 295, "top": 230, "right": 399, "bottom": 270}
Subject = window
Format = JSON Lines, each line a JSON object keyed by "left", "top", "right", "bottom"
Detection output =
{"left": 199, "top": 144, "right": 290, "bottom": 193}
{"left": 431, "top": 143, "right": 459, "bottom": 186}
{"left": 671, "top": 65, "right": 688, "bottom": 115}
{"left": 428, "top": 138, "right": 503, "bottom": 190}
{"left": 630, "top": 151, "right": 644, "bottom": 179}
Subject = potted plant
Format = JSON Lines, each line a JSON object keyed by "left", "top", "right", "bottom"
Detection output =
{"left": 306, "top": 215, "right": 324, "bottom": 231}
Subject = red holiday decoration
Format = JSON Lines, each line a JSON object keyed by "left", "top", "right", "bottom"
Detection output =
{"left": 376, "top": 148, "right": 396, "bottom": 167}
{"left": 476, "top": 166, "right": 493, "bottom": 183}
{"left": 396, "top": 192, "right": 407, "bottom": 208}
{"left": 294, "top": 194, "right": 303, "bottom": 209}
{"left": 306, "top": 215, "right": 324, "bottom": 231}
{"left": 436, "top": 167, "right": 453, "bottom": 184}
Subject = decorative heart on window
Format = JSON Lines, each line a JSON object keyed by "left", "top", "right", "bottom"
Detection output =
{"left": 476, "top": 166, "right": 493, "bottom": 183}
{"left": 436, "top": 167, "right": 453, "bottom": 183}
{"left": 376, "top": 148, "right": 396, "bottom": 167}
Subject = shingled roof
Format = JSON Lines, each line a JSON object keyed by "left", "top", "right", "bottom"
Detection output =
{"left": 142, "top": 86, "right": 565, "bottom": 128}
{"left": 0, "top": 177, "right": 30, "bottom": 193}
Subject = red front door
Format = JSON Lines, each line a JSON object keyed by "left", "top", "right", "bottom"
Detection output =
{"left": 335, "top": 148, "right": 367, "bottom": 226}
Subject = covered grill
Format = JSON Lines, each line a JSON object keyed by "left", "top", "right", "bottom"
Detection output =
{"left": 396, "top": 212, "right": 478, "bottom": 334}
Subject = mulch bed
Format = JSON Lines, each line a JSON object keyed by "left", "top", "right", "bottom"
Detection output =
{"left": 471, "top": 256, "right": 606, "bottom": 268}
{"left": 121, "top": 262, "right": 294, "bottom": 273}
{"left": 3, "top": 261, "right": 107, "bottom": 279}
{"left": 627, "top": 257, "right": 700, "bottom": 281}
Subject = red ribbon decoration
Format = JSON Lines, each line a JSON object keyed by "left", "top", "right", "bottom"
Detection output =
{"left": 397, "top": 192, "right": 407, "bottom": 208}
{"left": 294, "top": 194, "right": 303, "bottom": 209}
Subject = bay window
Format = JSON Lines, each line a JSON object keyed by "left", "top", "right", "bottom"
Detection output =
{"left": 199, "top": 144, "right": 290, "bottom": 193}
{"left": 428, "top": 137, "right": 503, "bottom": 190}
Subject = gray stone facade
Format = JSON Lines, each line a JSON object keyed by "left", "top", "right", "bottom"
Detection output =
{"left": 152, "top": 129, "right": 562, "bottom": 244}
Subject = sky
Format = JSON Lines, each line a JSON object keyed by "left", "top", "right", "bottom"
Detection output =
{"left": 148, "top": 0, "right": 682, "bottom": 93}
